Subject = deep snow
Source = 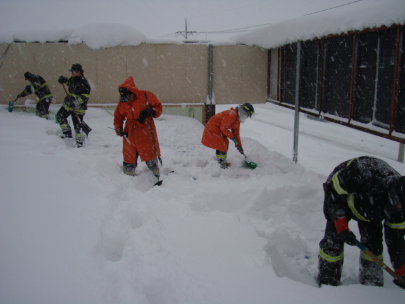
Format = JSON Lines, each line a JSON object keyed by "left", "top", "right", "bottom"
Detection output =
{"left": 0, "top": 102, "right": 404, "bottom": 303}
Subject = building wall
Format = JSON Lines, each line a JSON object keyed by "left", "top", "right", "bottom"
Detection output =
{"left": 0, "top": 43, "right": 268, "bottom": 107}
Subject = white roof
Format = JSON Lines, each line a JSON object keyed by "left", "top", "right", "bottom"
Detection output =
{"left": 234, "top": 0, "right": 405, "bottom": 49}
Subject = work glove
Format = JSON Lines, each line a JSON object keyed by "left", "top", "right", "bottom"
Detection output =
{"left": 232, "top": 137, "right": 244, "bottom": 154}
{"left": 138, "top": 108, "right": 156, "bottom": 123}
{"left": 338, "top": 230, "right": 357, "bottom": 246}
{"left": 335, "top": 217, "right": 356, "bottom": 246}
{"left": 393, "top": 276, "right": 405, "bottom": 289}
{"left": 58, "top": 75, "right": 68, "bottom": 84}
{"left": 236, "top": 145, "right": 244, "bottom": 154}
{"left": 115, "top": 127, "right": 124, "bottom": 137}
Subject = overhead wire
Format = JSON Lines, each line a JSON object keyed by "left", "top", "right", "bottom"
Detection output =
{"left": 158, "top": 0, "right": 363, "bottom": 38}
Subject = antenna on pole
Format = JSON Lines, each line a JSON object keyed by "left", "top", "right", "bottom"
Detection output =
{"left": 176, "top": 19, "right": 196, "bottom": 39}
{"left": 185, "top": 19, "right": 188, "bottom": 39}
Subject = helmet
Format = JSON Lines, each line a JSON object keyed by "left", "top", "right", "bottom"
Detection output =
{"left": 241, "top": 103, "right": 254, "bottom": 117}
{"left": 69, "top": 63, "right": 84, "bottom": 74}
{"left": 387, "top": 176, "right": 405, "bottom": 216}
{"left": 119, "top": 87, "right": 132, "bottom": 102}
{"left": 238, "top": 103, "right": 254, "bottom": 123}
{"left": 24, "top": 72, "right": 32, "bottom": 80}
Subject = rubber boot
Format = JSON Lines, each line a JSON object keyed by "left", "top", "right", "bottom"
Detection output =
{"left": 123, "top": 162, "right": 137, "bottom": 176}
{"left": 359, "top": 258, "right": 383, "bottom": 286}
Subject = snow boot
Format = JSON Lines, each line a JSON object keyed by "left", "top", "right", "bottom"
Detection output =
{"left": 123, "top": 162, "right": 137, "bottom": 176}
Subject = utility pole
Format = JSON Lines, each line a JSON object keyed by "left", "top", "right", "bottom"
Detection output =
{"left": 176, "top": 19, "right": 196, "bottom": 39}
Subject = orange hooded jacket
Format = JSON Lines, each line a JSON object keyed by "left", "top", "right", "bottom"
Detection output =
{"left": 201, "top": 107, "right": 242, "bottom": 152}
{"left": 113, "top": 76, "right": 162, "bottom": 163}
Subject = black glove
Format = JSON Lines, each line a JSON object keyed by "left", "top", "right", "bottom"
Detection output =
{"left": 58, "top": 76, "right": 68, "bottom": 84}
{"left": 138, "top": 108, "right": 156, "bottom": 123}
{"left": 393, "top": 276, "right": 405, "bottom": 289}
{"left": 236, "top": 145, "right": 244, "bottom": 154}
{"left": 338, "top": 229, "right": 357, "bottom": 246}
{"left": 115, "top": 127, "right": 123, "bottom": 136}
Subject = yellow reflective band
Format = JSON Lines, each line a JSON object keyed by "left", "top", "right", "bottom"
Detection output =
{"left": 319, "top": 248, "right": 343, "bottom": 263}
{"left": 216, "top": 154, "right": 226, "bottom": 160}
{"left": 63, "top": 104, "right": 85, "bottom": 113}
{"left": 346, "top": 158, "right": 356, "bottom": 167}
{"left": 347, "top": 194, "right": 370, "bottom": 222}
{"left": 38, "top": 94, "right": 53, "bottom": 101}
{"left": 361, "top": 251, "right": 383, "bottom": 262}
{"left": 332, "top": 172, "right": 348, "bottom": 195}
{"left": 385, "top": 220, "right": 405, "bottom": 230}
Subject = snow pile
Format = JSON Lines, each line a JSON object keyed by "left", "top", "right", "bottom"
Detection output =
{"left": 0, "top": 102, "right": 404, "bottom": 303}
{"left": 0, "top": 23, "right": 147, "bottom": 49}
{"left": 0, "top": 28, "right": 74, "bottom": 44}
{"left": 235, "top": 0, "right": 405, "bottom": 48}
{"left": 68, "top": 23, "right": 147, "bottom": 49}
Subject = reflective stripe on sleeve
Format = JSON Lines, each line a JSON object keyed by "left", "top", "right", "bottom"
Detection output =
{"left": 332, "top": 172, "right": 348, "bottom": 195}
{"left": 347, "top": 194, "right": 370, "bottom": 222}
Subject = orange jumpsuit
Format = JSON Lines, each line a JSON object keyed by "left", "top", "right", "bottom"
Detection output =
{"left": 113, "top": 77, "right": 162, "bottom": 164}
{"left": 201, "top": 107, "right": 242, "bottom": 152}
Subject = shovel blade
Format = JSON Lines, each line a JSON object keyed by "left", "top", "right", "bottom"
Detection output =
{"left": 8, "top": 101, "right": 14, "bottom": 112}
{"left": 245, "top": 160, "right": 257, "bottom": 169}
{"left": 81, "top": 121, "right": 92, "bottom": 136}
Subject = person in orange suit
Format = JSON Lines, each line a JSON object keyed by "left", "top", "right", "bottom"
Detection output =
{"left": 113, "top": 76, "right": 163, "bottom": 178}
{"left": 201, "top": 103, "right": 254, "bottom": 168}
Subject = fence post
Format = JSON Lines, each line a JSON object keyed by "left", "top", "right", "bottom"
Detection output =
{"left": 398, "top": 143, "right": 405, "bottom": 163}
{"left": 293, "top": 41, "right": 301, "bottom": 163}
{"left": 208, "top": 44, "right": 213, "bottom": 104}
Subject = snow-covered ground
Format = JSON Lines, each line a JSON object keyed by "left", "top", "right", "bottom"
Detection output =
{"left": 0, "top": 102, "right": 404, "bottom": 303}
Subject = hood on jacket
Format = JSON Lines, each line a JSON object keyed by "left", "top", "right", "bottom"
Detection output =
{"left": 118, "top": 76, "right": 140, "bottom": 95}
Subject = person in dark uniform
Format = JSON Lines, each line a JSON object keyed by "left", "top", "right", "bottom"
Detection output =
{"left": 317, "top": 156, "right": 405, "bottom": 288}
{"left": 56, "top": 63, "right": 91, "bottom": 148}
{"left": 17, "top": 72, "right": 53, "bottom": 119}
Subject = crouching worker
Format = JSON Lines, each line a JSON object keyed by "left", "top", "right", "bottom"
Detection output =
{"left": 201, "top": 103, "right": 254, "bottom": 168}
{"left": 113, "top": 76, "right": 163, "bottom": 179}
{"left": 317, "top": 156, "right": 405, "bottom": 288}
{"left": 17, "top": 72, "right": 53, "bottom": 119}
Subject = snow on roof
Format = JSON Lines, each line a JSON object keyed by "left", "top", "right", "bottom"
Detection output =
{"left": 234, "top": 0, "right": 405, "bottom": 49}
{"left": 0, "top": 23, "right": 148, "bottom": 49}
{"left": 0, "top": 1, "right": 403, "bottom": 49}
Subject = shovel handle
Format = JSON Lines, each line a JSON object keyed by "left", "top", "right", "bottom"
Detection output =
{"left": 355, "top": 240, "right": 405, "bottom": 287}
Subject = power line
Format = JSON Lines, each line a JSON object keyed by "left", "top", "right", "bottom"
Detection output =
{"left": 161, "top": 0, "right": 364, "bottom": 39}
{"left": 304, "top": 0, "right": 362, "bottom": 16}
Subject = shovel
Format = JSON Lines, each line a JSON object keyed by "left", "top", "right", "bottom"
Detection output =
{"left": 355, "top": 240, "right": 405, "bottom": 289}
{"left": 242, "top": 152, "right": 257, "bottom": 169}
{"left": 144, "top": 92, "right": 162, "bottom": 186}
